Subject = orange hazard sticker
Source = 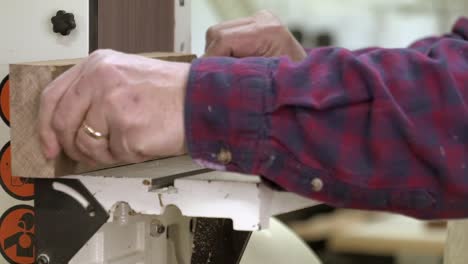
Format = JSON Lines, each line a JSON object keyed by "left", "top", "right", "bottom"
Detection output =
{"left": 0, "top": 205, "right": 35, "bottom": 264}
{"left": 0, "top": 75, "right": 9, "bottom": 127}
{"left": 0, "top": 143, "right": 34, "bottom": 200}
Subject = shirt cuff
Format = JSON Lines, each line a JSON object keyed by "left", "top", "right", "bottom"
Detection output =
{"left": 184, "top": 57, "right": 276, "bottom": 174}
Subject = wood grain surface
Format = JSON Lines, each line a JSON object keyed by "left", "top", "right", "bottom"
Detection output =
{"left": 444, "top": 220, "right": 468, "bottom": 264}
{"left": 10, "top": 52, "right": 196, "bottom": 178}
{"left": 94, "top": 0, "right": 175, "bottom": 53}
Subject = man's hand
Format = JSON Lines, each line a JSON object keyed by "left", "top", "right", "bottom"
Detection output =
{"left": 39, "top": 50, "right": 190, "bottom": 165}
{"left": 204, "top": 10, "right": 306, "bottom": 62}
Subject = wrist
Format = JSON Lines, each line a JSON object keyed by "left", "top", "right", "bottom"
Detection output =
{"left": 151, "top": 60, "right": 190, "bottom": 155}
{"left": 176, "top": 62, "right": 191, "bottom": 154}
{"left": 171, "top": 62, "right": 191, "bottom": 154}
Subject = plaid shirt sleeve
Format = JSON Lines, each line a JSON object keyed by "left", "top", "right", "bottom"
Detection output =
{"left": 185, "top": 17, "right": 468, "bottom": 219}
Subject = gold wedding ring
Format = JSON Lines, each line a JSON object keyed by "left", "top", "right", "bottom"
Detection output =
{"left": 83, "top": 123, "right": 108, "bottom": 139}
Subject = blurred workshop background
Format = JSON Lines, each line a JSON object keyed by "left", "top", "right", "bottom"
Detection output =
{"left": 192, "top": 0, "right": 467, "bottom": 55}
{"left": 191, "top": 1, "right": 467, "bottom": 264}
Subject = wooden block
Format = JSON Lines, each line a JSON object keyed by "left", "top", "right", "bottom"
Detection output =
{"left": 10, "top": 52, "right": 196, "bottom": 178}
{"left": 444, "top": 220, "right": 468, "bottom": 264}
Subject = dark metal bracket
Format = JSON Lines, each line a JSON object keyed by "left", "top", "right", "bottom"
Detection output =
{"left": 35, "top": 179, "right": 109, "bottom": 264}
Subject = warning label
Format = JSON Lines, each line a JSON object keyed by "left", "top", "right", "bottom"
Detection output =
{"left": 0, "top": 142, "right": 34, "bottom": 200}
{"left": 0, "top": 75, "right": 9, "bottom": 126}
{"left": 0, "top": 205, "right": 35, "bottom": 264}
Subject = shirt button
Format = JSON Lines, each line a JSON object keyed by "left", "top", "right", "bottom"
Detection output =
{"left": 311, "top": 178, "right": 323, "bottom": 192}
{"left": 216, "top": 148, "right": 232, "bottom": 165}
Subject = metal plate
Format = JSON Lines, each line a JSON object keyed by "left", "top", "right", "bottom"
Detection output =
{"left": 35, "top": 179, "right": 108, "bottom": 264}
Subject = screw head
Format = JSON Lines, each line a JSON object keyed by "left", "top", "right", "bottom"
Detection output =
{"left": 150, "top": 219, "right": 165, "bottom": 237}
{"left": 142, "top": 179, "right": 151, "bottom": 186}
{"left": 37, "top": 254, "right": 50, "bottom": 264}
{"left": 157, "top": 225, "right": 166, "bottom": 234}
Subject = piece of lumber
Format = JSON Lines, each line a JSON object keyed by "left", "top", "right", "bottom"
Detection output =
{"left": 444, "top": 220, "right": 468, "bottom": 264}
{"left": 327, "top": 213, "right": 446, "bottom": 256}
{"left": 10, "top": 52, "right": 196, "bottom": 178}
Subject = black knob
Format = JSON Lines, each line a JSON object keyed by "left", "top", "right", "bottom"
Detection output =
{"left": 51, "top": 10, "right": 76, "bottom": 36}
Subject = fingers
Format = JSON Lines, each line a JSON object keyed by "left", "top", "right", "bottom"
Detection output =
{"left": 203, "top": 10, "right": 303, "bottom": 60}
{"left": 205, "top": 17, "right": 253, "bottom": 51}
{"left": 205, "top": 24, "right": 260, "bottom": 58}
{"left": 39, "top": 49, "right": 188, "bottom": 164}
{"left": 75, "top": 102, "right": 116, "bottom": 165}
{"left": 39, "top": 63, "right": 84, "bottom": 159}
{"left": 51, "top": 74, "right": 94, "bottom": 162}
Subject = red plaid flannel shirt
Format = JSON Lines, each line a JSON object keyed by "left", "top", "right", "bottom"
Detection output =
{"left": 185, "top": 17, "right": 468, "bottom": 219}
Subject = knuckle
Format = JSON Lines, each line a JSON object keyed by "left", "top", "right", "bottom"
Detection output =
{"left": 206, "top": 26, "right": 221, "bottom": 41}
{"left": 89, "top": 49, "right": 114, "bottom": 59}
{"left": 255, "top": 10, "right": 282, "bottom": 26}
{"left": 89, "top": 63, "right": 119, "bottom": 86}
{"left": 260, "top": 18, "right": 284, "bottom": 35}
{"left": 93, "top": 58, "right": 114, "bottom": 75}
{"left": 89, "top": 49, "right": 103, "bottom": 58}
{"left": 88, "top": 50, "right": 106, "bottom": 63}
{"left": 88, "top": 52, "right": 119, "bottom": 78}
{"left": 268, "top": 23, "right": 285, "bottom": 34}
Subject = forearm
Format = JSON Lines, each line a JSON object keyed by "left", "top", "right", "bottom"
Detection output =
{"left": 185, "top": 17, "right": 468, "bottom": 219}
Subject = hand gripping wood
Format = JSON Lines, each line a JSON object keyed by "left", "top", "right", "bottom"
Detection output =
{"left": 10, "top": 52, "right": 197, "bottom": 178}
